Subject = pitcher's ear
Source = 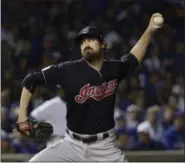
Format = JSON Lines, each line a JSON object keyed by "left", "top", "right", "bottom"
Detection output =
{"left": 101, "top": 42, "right": 108, "bottom": 49}
{"left": 101, "top": 42, "right": 110, "bottom": 52}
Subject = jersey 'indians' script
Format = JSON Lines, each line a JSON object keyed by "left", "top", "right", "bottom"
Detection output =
{"left": 75, "top": 79, "right": 117, "bottom": 103}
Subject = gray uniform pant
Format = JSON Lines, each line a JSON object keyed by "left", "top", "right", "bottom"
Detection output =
{"left": 29, "top": 128, "right": 127, "bottom": 162}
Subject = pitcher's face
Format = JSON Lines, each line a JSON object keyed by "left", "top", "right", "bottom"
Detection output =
{"left": 80, "top": 38, "right": 102, "bottom": 61}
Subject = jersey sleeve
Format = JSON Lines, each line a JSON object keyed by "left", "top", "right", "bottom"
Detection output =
{"left": 41, "top": 63, "right": 64, "bottom": 85}
{"left": 118, "top": 53, "right": 139, "bottom": 80}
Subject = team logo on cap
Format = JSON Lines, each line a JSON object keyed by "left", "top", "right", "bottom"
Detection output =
{"left": 75, "top": 79, "right": 117, "bottom": 103}
{"left": 81, "top": 27, "right": 89, "bottom": 34}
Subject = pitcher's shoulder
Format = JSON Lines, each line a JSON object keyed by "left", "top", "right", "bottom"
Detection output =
{"left": 103, "top": 59, "right": 122, "bottom": 66}
{"left": 58, "top": 58, "right": 84, "bottom": 68}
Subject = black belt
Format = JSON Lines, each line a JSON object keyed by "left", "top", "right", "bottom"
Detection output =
{"left": 66, "top": 129, "right": 110, "bottom": 144}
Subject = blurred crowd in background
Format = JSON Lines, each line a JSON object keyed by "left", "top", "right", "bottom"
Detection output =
{"left": 1, "top": 0, "right": 184, "bottom": 154}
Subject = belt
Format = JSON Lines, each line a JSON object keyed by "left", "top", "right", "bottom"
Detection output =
{"left": 66, "top": 129, "right": 110, "bottom": 144}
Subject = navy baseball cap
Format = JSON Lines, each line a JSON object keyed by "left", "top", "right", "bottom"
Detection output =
{"left": 76, "top": 26, "right": 104, "bottom": 45}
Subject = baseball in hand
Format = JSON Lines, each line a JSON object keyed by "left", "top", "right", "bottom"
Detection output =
{"left": 153, "top": 16, "right": 164, "bottom": 26}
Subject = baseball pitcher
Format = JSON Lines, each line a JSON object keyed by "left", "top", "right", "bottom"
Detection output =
{"left": 16, "top": 13, "right": 164, "bottom": 162}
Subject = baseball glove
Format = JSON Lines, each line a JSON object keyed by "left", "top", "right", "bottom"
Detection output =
{"left": 15, "top": 118, "right": 53, "bottom": 143}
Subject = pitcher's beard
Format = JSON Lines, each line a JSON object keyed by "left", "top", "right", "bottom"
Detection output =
{"left": 83, "top": 51, "right": 102, "bottom": 62}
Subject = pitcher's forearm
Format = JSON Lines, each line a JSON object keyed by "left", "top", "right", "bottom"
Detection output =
{"left": 130, "top": 28, "right": 154, "bottom": 63}
{"left": 18, "top": 72, "right": 46, "bottom": 122}
{"left": 130, "top": 13, "right": 164, "bottom": 63}
{"left": 18, "top": 87, "right": 32, "bottom": 121}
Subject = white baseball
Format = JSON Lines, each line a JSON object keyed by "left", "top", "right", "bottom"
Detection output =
{"left": 153, "top": 16, "right": 164, "bottom": 26}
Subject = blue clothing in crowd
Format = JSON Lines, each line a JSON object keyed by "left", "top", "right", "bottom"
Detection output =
{"left": 164, "top": 126, "right": 185, "bottom": 149}
{"left": 132, "top": 140, "right": 167, "bottom": 150}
